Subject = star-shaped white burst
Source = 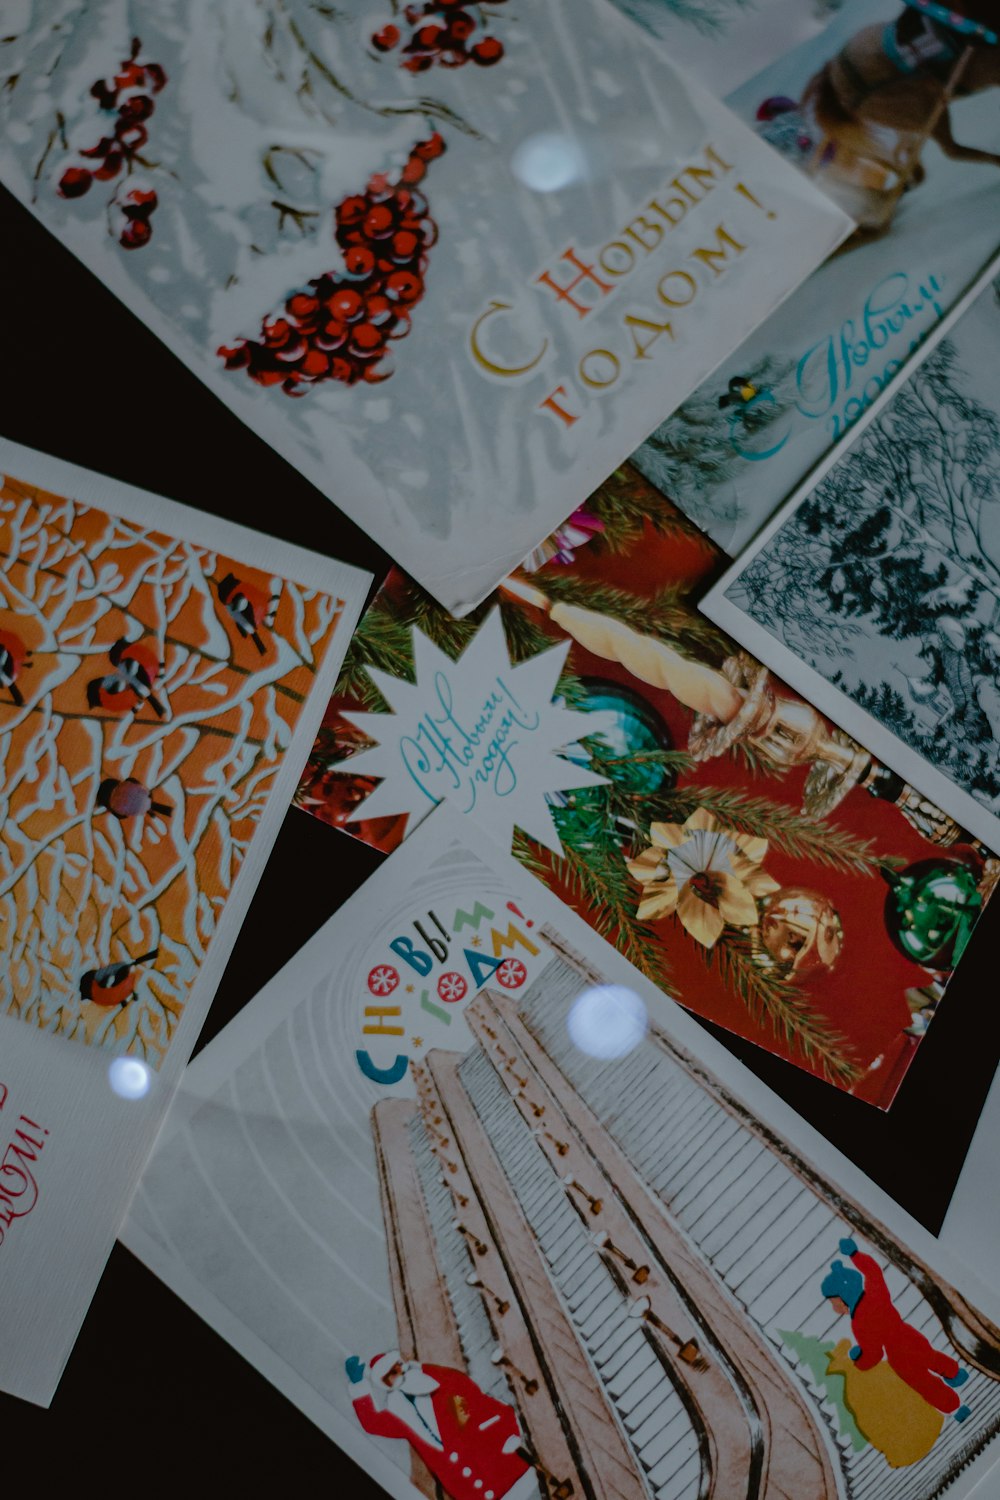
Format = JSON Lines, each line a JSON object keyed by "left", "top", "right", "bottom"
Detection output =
{"left": 342, "top": 609, "right": 615, "bottom": 854}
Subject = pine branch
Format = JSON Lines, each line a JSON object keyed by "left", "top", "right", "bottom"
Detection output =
{"left": 336, "top": 583, "right": 594, "bottom": 713}
{"left": 587, "top": 466, "right": 710, "bottom": 554}
{"left": 664, "top": 786, "right": 890, "bottom": 877}
{"left": 515, "top": 827, "right": 672, "bottom": 987}
{"left": 727, "top": 738, "right": 789, "bottom": 779}
{"left": 706, "top": 930, "right": 861, "bottom": 1087}
{"left": 529, "top": 572, "right": 732, "bottom": 662}
{"left": 335, "top": 609, "right": 415, "bottom": 709}
{"left": 588, "top": 746, "right": 695, "bottom": 778}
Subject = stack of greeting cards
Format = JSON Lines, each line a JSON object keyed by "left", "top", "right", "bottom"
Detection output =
{"left": 2, "top": 1, "right": 1000, "bottom": 1496}
{"left": 295, "top": 462, "right": 996, "bottom": 1108}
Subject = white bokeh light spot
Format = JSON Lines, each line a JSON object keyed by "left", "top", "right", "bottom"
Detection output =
{"left": 567, "top": 985, "right": 647, "bottom": 1060}
{"left": 510, "top": 133, "right": 587, "bottom": 193}
{"left": 109, "top": 1056, "right": 152, "bottom": 1100}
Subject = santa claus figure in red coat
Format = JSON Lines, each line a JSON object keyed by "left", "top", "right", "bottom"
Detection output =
{"left": 347, "top": 1350, "right": 540, "bottom": 1500}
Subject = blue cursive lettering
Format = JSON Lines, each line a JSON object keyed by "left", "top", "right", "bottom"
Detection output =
{"left": 398, "top": 672, "right": 542, "bottom": 814}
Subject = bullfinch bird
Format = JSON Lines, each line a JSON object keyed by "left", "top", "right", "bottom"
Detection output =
{"left": 0, "top": 628, "right": 31, "bottom": 707}
{"left": 96, "top": 777, "right": 173, "bottom": 820}
{"left": 79, "top": 949, "right": 159, "bottom": 1009}
{"left": 217, "top": 573, "right": 275, "bottom": 655}
{"left": 87, "top": 638, "right": 164, "bottom": 717}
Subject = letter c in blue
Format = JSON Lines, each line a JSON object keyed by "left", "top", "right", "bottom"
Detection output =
{"left": 356, "top": 1050, "right": 409, "bottom": 1085}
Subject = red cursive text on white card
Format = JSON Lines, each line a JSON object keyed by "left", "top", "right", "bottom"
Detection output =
{"left": 0, "top": 1096, "right": 49, "bottom": 1246}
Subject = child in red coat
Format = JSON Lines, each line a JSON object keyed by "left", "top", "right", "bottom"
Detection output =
{"left": 822, "top": 1238, "right": 970, "bottom": 1420}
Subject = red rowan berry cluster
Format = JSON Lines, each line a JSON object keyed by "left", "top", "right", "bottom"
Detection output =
{"left": 57, "top": 36, "right": 166, "bottom": 250}
{"left": 372, "top": 0, "right": 507, "bottom": 71}
{"left": 218, "top": 132, "right": 446, "bottom": 395}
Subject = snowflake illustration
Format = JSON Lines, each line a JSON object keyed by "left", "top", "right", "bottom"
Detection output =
{"left": 497, "top": 958, "right": 527, "bottom": 989}
{"left": 368, "top": 964, "right": 400, "bottom": 997}
{"left": 437, "top": 971, "right": 468, "bottom": 1003}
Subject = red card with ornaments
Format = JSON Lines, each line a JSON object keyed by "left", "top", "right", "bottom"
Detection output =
{"left": 295, "top": 464, "right": 995, "bottom": 1108}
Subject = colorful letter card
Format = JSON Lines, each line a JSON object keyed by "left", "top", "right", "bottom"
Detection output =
{"left": 0, "top": 437, "right": 369, "bottom": 1405}
{"left": 295, "top": 464, "right": 996, "bottom": 1108}
{"left": 125, "top": 805, "right": 1000, "bottom": 1500}
{"left": 0, "top": 1, "right": 849, "bottom": 611}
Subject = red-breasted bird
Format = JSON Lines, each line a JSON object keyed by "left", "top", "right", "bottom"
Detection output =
{"left": 217, "top": 573, "right": 275, "bottom": 655}
{"left": 0, "top": 628, "right": 31, "bottom": 707}
{"left": 79, "top": 949, "right": 159, "bottom": 1009}
{"left": 96, "top": 777, "right": 172, "bottom": 820}
{"left": 87, "top": 638, "right": 165, "bottom": 717}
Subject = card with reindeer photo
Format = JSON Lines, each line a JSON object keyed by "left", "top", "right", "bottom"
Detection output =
{"left": 293, "top": 463, "right": 996, "bottom": 1108}
{"left": 610, "top": 0, "right": 1000, "bottom": 556}
{"left": 0, "top": 436, "right": 369, "bottom": 1405}
{"left": 0, "top": 0, "right": 850, "bottom": 613}
{"left": 125, "top": 803, "right": 1000, "bottom": 1500}
{"left": 703, "top": 253, "right": 1000, "bottom": 859}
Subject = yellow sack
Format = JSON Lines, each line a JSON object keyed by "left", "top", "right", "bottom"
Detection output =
{"left": 826, "top": 1338, "right": 944, "bottom": 1468}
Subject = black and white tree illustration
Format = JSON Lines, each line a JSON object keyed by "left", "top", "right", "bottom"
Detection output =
{"left": 729, "top": 296, "right": 1000, "bottom": 808}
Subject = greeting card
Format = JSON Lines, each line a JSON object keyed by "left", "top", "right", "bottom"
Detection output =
{"left": 0, "top": 437, "right": 369, "bottom": 1405}
{"left": 293, "top": 464, "right": 995, "bottom": 1107}
{"left": 617, "top": 0, "right": 1000, "bottom": 556}
{"left": 0, "top": 1, "right": 849, "bottom": 611}
{"left": 125, "top": 806, "right": 1000, "bottom": 1500}
{"left": 705, "top": 255, "right": 1000, "bottom": 857}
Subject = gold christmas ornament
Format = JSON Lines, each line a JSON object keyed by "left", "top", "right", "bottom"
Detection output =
{"left": 757, "top": 887, "right": 844, "bottom": 980}
{"left": 627, "top": 807, "right": 779, "bottom": 949}
{"left": 688, "top": 654, "right": 871, "bottom": 805}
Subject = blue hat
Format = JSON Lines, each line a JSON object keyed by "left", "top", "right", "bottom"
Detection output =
{"left": 821, "top": 1260, "right": 863, "bottom": 1313}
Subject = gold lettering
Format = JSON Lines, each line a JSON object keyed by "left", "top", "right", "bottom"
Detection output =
{"left": 469, "top": 300, "right": 548, "bottom": 378}
{"left": 690, "top": 222, "right": 746, "bottom": 276}
{"left": 624, "top": 313, "right": 675, "bottom": 361}
{"left": 579, "top": 349, "right": 621, "bottom": 389}
{"left": 657, "top": 269, "right": 698, "bottom": 308}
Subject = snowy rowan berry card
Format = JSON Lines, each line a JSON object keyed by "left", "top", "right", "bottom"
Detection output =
{"left": 618, "top": 0, "right": 1000, "bottom": 556}
{"left": 124, "top": 805, "right": 1000, "bottom": 1500}
{"left": 703, "top": 253, "right": 1000, "bottom": 860}
{"left": 0, "top": 1, "right": 849, "bottom": 614}
{"left": 293, "top": 463, "right": 996, "bottom": 1108}
{"left": 0, "top": 436, "right": 368, "bottom": 1406}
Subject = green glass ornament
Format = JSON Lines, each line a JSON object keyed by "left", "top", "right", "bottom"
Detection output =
{"left": 553, "top": 678, "right": 674, "bottom": 853}
{"left": 882, "top": 857, "right": 983, "bottom": 972}
{"left": 568, "top": 678, "right": 675, "bottom": 796}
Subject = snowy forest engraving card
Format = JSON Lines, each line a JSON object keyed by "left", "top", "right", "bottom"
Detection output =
{"left": 0, "top": 437, "right": 368, "bottom": 1406}
{"left": 0, "top": 1, "right": 849, "bottom": 611}
{"left": 125, "top": 807, "right": 1000, "bottom": 1500}
{"left": 704, "top": 257, "right": 1000, "bottom": 858}
{"left": 616, "top": 0, "right": 1000, "bottom": 555}
{"left": 294, "top": 465, "right": 996, "bottom": 1108}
